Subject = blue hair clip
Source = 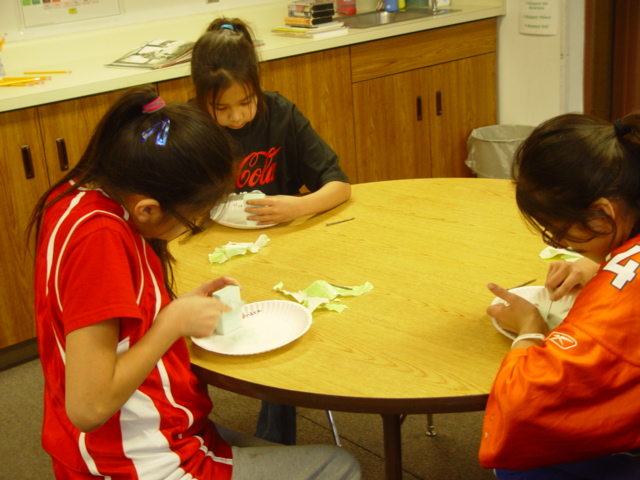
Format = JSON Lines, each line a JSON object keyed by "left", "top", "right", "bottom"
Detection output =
{"left": 220, "top": 24, "right": 235, "bottom": 31}
{"left": 140, "top": 119, "right": 170, "bottom": 146}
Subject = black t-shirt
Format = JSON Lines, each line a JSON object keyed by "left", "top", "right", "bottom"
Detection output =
{"left": 226, "top": 91, "right": 349, "bottom": 195}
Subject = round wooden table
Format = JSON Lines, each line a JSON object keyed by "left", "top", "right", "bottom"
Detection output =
{"left": 170, "top": 178, "right": 549, "bottom": 480}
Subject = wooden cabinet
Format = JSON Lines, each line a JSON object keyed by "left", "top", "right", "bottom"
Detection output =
{"left": 0, "top": 108, "right": 49, "bottom": 349}
{"left": 0, "top": 89, "right": 129, "bottom": 353}
{"left": 351, "top": 19, "right": 497, "bottom": 181}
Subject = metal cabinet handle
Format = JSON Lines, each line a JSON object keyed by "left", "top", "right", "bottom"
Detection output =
{"left": 435, "top": 91, "right": 442, "bottom": 116}
{"left": 21, "top": 145, "right": 35, "bottom": 179}
{"left": 56, "top": 138, "right": 69, "bottom": 171}
{"left": 417, "top": 96, "right": 423, "bottom": 121}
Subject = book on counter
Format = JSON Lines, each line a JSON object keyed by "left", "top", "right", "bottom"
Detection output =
{"left": 272, "top": 21, "right": 348, "bottom": 39}
{"left": 288, "top": 0, "right": 335, "bottom": 12}
{"left": 106, "top": 39, "right": 194, "bottom": 69}
{"left": 287, "top": 8, "right": 335, "bottom": 18}
{"left": 284, "top": 15, "right": 335, "bottom": 27}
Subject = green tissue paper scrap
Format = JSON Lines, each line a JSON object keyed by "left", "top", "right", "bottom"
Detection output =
{"left": 208, "top": 234, "right": 270, "bottom": 264}
{"left": 539, "top": 246, "right": 583, "bottom": 262}
{"left": 273, "top": 280, "right": 374, "bottom": 313}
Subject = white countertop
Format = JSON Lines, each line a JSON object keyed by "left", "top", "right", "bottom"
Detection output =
{"left": 0, "top": 1, "right": 504, "bottom": 113}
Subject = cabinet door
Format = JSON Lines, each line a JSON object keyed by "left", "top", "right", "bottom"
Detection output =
{"left": 428, "top": 53, "right": 497, "bottom": 178}
{"left": 157, "top": 77, "right": 194, "bottom": 103}
{"left": 38, "top": 89, "right": 130, "bottom": 185}
{"left": 352, "top": 69, "right": 431, "bottom": 183}
{"left": 260, "top": 47, "right": 358, "bottom": 184}
{"left": 0, "top": 109, "right": 50, "bottom": 348}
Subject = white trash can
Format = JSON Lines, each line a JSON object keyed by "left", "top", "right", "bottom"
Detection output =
{"left": 465, "top": 125, "right": 535, "bottom": 179}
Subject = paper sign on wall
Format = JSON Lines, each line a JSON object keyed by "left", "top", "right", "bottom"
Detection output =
{"left": 519, "top": 0, "right": 558, "bottom": 36}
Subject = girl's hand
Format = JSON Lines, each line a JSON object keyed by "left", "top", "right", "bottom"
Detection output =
{"left": 161, "top": 277, "right": 241, "bottom": 338}
{"left": 545, "top": 257, "right": 598, "bottom": 301}
{"left": 160, "top": 295, "right": 230, "bottom": 339}
{"left": 245, "top": 195, "right": 302, "bottom": 224}
{"left": 486, "top": 283, "right": 546, "bottom": 336}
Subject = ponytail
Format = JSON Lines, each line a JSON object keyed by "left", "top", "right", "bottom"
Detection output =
{"left": 612, "top": 113, "right": 640, "bottom": 153}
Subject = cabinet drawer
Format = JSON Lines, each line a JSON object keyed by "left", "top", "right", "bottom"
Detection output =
{"left": 350, "top": 18, "right": 497, "bottom": 83}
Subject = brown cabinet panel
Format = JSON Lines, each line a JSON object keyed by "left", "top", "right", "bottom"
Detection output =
{"left": 0, "top": 108, "right": 49, "bottom": 348}
{"left": 260, "top": 47, "right": 358, "bottom": 184}
{"left": 429, "top": 53, "right": 497, "bottom": 177}
{"left": 157, "top": 76, "right": 194, "bottom": 103}
{"left": 350, "top": 18, "right": 497, "bottom": 83}
{"left": 353, "top": 69, "right": 431, "bottom": 182}
{"left": 38, "top": 89, "right": 130, "bottom": 185}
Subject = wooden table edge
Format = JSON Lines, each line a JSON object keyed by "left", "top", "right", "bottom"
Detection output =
{"left": 191, "top": 363, "right": 489, "bottom": 415}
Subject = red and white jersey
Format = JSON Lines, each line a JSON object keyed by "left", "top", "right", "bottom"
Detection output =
{"left": 480, "top": 235, "right": 640, "bottom": 470}
{"left": 35, "top": 182, "right": 233, "bottom": 479}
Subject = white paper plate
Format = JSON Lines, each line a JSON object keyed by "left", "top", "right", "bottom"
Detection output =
{"left": 490, "top": 286, "right": 577, "bottom": 340}
{"left": 213, "top": 219, "right": 276, "bottom": 230}
{"left": 191, "top": 300, "right": 312, "bottom": 355}
{"left": 210, "top": 193, "right": 277, "bottom": 229}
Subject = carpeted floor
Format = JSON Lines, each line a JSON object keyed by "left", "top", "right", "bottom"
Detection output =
{"left": 0, "top": 358, "right": 496, "bottom": 479}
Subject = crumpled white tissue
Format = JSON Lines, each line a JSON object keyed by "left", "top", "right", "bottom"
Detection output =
{"left": 208, "top": 234, "right": 270, "bottom": 264}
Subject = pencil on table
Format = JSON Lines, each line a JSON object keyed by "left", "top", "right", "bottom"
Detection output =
{"left": 23, "top": 70, "right": 72, "bottom": 75}
{"left": 326, "top": 217, "right": 355, "bottom": 226}
{"left": 0, "top": 79, "right": 39, "bottom": 86}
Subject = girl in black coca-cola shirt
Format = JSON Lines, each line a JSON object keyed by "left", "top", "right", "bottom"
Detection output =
{"left": 191, "top": 17, "right": 351, "bottom": 228}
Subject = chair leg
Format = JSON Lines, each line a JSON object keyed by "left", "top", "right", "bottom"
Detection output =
{"left": 326, "top": 410, "right": 342, "bottom": 446}
{"left": 425, "top": 413, "right": 436, "bottom": 437}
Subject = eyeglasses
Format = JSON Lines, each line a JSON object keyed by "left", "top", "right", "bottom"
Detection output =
{"left": 541, "top": 227, "right": 566, "bottom": 249}
{"left": 170, "top": 210, "right": 205, "bottom": 235}
{"left": 541, "top": 221, "right": 574, "bottom": 249}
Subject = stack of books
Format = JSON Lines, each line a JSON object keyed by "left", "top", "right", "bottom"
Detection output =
{"left": 272, "top": 1, "right": 348, "bottom": 39}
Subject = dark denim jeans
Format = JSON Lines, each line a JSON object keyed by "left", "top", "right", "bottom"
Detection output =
{"left": 495, "top": 450, "right": 640, "bottom": 480}
{"left": 254, "top": 401, "right": 297, "bottom": 445}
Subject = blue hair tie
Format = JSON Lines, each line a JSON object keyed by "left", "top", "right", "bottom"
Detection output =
{"left": 220, "top": 24, "right": 235, "bottom": 31}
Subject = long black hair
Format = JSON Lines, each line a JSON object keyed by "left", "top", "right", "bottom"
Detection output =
{"left": 513, "top": 112, "right": 640, "bottom": 244}
{"left": 28, "top": 85, "right": 236, "bottom": 296}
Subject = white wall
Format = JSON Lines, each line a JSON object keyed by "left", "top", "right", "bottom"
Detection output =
{"left": 497, "top": 0, "right": 584, "bottom": 126}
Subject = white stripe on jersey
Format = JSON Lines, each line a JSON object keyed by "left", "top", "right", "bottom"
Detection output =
{"left": 195, "top": 435, "right": 234, "bottom": 466}
{"left": 120, "top": 389, "right": 182, "bottom": 479}
{"left": 79, "top": 432, "right": 112, "bottom": 479}
{"left": 46, "top": 191, "right": 85, "bottom": 297}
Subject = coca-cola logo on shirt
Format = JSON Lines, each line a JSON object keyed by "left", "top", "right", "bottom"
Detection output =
{"left": 236, "top": 147, "right": 281, "bottom": 189}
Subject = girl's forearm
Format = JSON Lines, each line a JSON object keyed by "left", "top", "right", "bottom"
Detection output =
{"left": 298, "top": 181, "right": 351, "bottom": 217}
